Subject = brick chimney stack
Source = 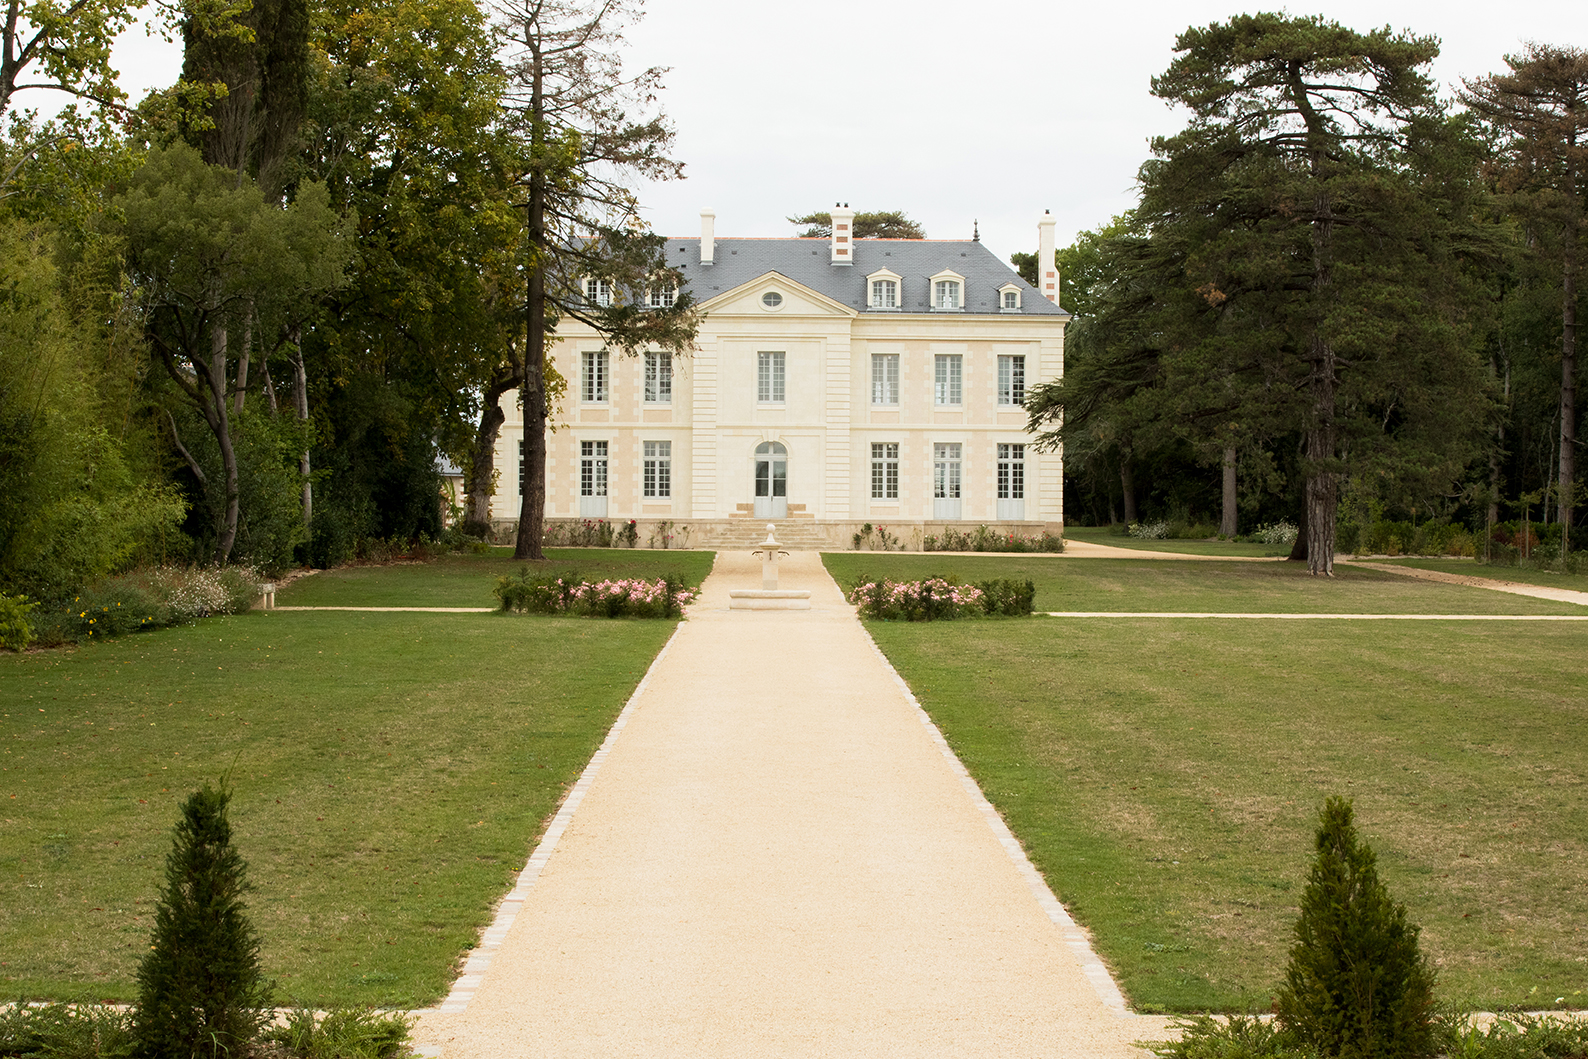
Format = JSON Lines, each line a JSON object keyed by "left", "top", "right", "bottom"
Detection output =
{"left": 700, "top": 209, "right": 715, "bottom": 265}
{"left": 830, "top": 203, "right": 855, "bottom": 266}
{"left": 1038, "top": 211, "right": 1058, "bottom": 303}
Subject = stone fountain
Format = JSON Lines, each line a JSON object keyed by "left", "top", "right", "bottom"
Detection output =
{"left": 727, "top": 523, "right": 812, "bottom": 610}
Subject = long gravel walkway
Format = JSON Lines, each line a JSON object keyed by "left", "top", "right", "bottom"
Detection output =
{"left": 411, "top": 551, "right": 1158, "bottom": 1059}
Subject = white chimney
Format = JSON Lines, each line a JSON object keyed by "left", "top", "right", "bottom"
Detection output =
{"left": 1038, "top": 210, "right": 1058, "bottom": 303}
{"left": 700, "top": 209, "right": 715, "bottom": 265}
{"left": 830, "top": 203, "right": 855, "bottom": 266}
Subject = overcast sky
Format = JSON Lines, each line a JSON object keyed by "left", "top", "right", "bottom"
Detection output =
{"left": 98, "top": 1, "right": 1588, "bottom": 264}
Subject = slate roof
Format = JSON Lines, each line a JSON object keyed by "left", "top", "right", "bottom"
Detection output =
{"left": 662, "top": 238, "right": 1070, "bottom": 317}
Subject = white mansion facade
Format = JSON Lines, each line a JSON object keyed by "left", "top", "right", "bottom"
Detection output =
{"left": 491, "top": 207, "right": 1069, "bottom": 546}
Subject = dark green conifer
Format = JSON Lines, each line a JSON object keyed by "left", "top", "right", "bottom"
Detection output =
{"left": 133, "top": 783, "right": 270, "bottom": 1059}
{"left": 1276, "top": 797, "right": 1437, "bottom": 1059}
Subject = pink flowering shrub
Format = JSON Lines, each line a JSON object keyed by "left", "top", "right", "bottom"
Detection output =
{"left": 847, "top": 577, "right": 986, "bottom": 621}
{"left": 495, "top": 568, "right": 697, "bottom": 618}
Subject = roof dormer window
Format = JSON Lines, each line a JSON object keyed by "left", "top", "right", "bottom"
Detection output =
{"left": 585, "top": 278, "right": 612, "bottom": 307}
{"left": 999, "top": 283, "right": 1023, "bottom": 312}
{"left": 866, "top": 268, "right": 902, "bottom": 310}
{"left": 648, "top": 284, "right": 676, "bottom": 308}
{"left": 929, "top": 270, "right": 964, "bottom": 311}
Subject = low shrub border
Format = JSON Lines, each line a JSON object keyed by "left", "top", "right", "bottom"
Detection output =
{"left": 493, "top": 568, "right": 698, "bottom": 618}
{"left": 922, "top": 525, "right": 1064, "bottom": 553}
{"left": 847, "top": 576, "right": 1035, "bottom": 620}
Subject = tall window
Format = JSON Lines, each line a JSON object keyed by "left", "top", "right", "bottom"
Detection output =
{"left": 581, "top": 350, "right": 609, "bottom": 402}
{"left": 934, "top": 354, "right": 962, "bottom": 405}
{"left": 997, "top": 443, "right": 1025, "bottom": 499}
{"left": 648, "top": 285, "right": 676, "bottom": 308}
{"left": 998, "top": 355, "right": 1026, "bottom": 406}
{"left": 934, "top": 443, "right": 962, "bottom": 499}
{"left": 934, "top": 280, "right": 960, "bottom": 310}
{"left": 757, "top": 351, "right": 785, "bottom": 403}
{"left": 580, "top": 441, "right": 608, "bottom": 497}
{"left": 871, "top": 354, "right": 899, "bottom": 405}
{"left": 585, "top": 278, "right": 612, "bottom": 307}
{"left": 871, "top": 279, "right": 897, "bottom": 308}
{"left": 643, "top": 441, "right": 671, "bottom": 498}
{"left": 871, "top": 443, "right": 899, "bottom": 500}
{"left": 518, "top": 440, "right": 526, "bottom": 497}
{"left": 644, "top": 352, "right": 672, "bottom": 403}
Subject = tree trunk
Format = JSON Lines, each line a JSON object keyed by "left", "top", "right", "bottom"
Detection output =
{"left": 467, "top": 365, "right": 521, "bottom": 528}
{"left": 292, "top": 338, "right": 311, "bottom": 531}
{"left": 233, "top": 305, "right": 253, "bottom": 414}
{"left": 207, "top": 314, "right": 241, "bottom": 564}
{"left": 1303, "top": 166, "right": 1338, "bottom": 575}
{"left": 1220, "top": 447, "right": 1238, "bottom": 537}
{"left": 1559, "top": 239, "right": 1577, "bottom": 556}
{"left": 1120, "top": 454, "right": 1137, "bottom": 525}
{"left": 513, "top": 44, "right": 548, "bottom": 562}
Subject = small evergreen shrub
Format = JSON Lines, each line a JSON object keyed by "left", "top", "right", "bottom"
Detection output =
{"left": 975, "top": 578, "right": 1036, "bottom": 616}
{"left": 0, "top": 591, "right": 37, "bottom": 651}
{"left": 133, "top": 783, "right": 271, "bottom": 1059}
{"left": 1150, "top": 1014, "right": 1317, "bottom": 1059}
{"left": 1276, "top": 797, "right": 1436, "bottom": 1059}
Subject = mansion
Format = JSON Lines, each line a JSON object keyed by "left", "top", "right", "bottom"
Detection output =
{"left": 490, "top": 207, "right": 1069, "bottom": 547}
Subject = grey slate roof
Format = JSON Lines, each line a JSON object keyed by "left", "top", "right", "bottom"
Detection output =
{"left": 663, "top": 237, "right": 1070, "bottom": 317}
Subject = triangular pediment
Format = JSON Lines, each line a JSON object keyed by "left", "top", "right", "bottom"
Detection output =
{"left": 696, "top": 271, "right": 858, "bottom": 318}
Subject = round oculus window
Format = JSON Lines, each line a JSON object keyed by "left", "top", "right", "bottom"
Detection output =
{"left": 762, "top": 291, "right": 783, "bottom": 308}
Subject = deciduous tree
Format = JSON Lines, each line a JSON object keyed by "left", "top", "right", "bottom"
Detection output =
{"left": 493, "top": 0, "right": 700, "bottom": 560}
{"left": 788, "top": 208, "right": 925, "bottom": 239}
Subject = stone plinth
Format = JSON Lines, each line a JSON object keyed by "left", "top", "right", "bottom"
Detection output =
{"left": 728, "top": 589, "right": 812, "bottom": 611}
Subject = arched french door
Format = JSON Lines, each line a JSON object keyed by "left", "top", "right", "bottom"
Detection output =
{"left": 753, "top": 441, "right": 788, "bottom": 519}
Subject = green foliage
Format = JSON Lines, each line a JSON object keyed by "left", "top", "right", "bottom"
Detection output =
{"left": 263, "top": 1007, "right": 412, "bottom": 1059}
{"left": 0, "top": 1002, "right": 137, "bottom": 1059}
{"left": 492, "top": 568, "right": 695, "bottom": 618}
{"left": 1150, "top": 1015, "right": 1318, "bottom": 1059}
{"left": 787, "top": 209, "right": 926, "bottom": 239}
{"left": 0, "top": 592, "right": 35, "bottom": 650}
{"left": 975, "top": 578, "right": 1036, "bottom": 616}
{"left": 1276, "top": 798, "right": 1436, "bottom": 1059}
{"left": 132, "top": 783, "right": 271, "bottom": 1059}
{"left": 847, "top": 576, "right": 1034, "bottom": 620}
{"left": 1436, "top": 1014, "right": 1588, "bottom": 1059}
{"left": 922, "top": 526, "right": 1064, "bottom": 552}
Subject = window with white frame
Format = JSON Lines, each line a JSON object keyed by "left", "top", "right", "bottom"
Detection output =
{"left": 518, "top": 440, "right": 526, "bottom": 497}
{"left": 581, "top": 350, "right": 609, "bottom": 402}
{"left": 871, "top": 442, "right": 899, "bottom": 500}
{"left": 644, "top": 351, "right": 672, "bottom": 403}
{"left": 871, "top": 279, "right": 898, "bottom": 308}
{"left": 757, "top": 351, "right": 785, "bottom": 403}
{"left": 934, "top": 443, "right": 962, "bottom": 499}
{"left": 648, "top": 285, "right": 676, "bottom": 308}
{"left": 1003, "top": 290, "right": 1019, "bottom": 309}
{"left": 871, "top": 354, "right": 899, "bottom": 405}
{"left": 580, "top": 440, "right": 608, "bottom": 497}
{"left": 585, "top": 278, "right": 612, "bottom": 307}
{"left": 998, "top": 443, "right": 1025, "bottom": 499}
{"left": 934, "top": 279, "right": 961, "bottom": 310}
{"left": 643, "top": 440, "right": 671, "bottom": 498}
{"left": 998, "top": 355, "right": 1026, "bottom": 406}
{"left": 934, "top": 354, "right": 962, "bottom": 405}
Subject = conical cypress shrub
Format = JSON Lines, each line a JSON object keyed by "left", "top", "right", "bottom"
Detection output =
{"left": 1276, "top": 797, "right": 1436, "bottom": 1059}
{"left": 133, "top": 783, "right": 270, "bottom": 1059}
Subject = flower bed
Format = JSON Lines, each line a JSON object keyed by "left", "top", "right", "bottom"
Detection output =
{"left": 494, "top": 569, "right": 697, "bottom": 618}
{"left": 847, "top": 576, "right": 1035, "bottom": 621}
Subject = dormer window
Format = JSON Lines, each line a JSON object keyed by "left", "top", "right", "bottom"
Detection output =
{"left": 585, "top": 278, "right": 612, "bottom": 307}
{"left": 999, "top": 283, "right": 1023, "bottom": 312}
{"left": 866, "top": 268, "right": 902, "bottom": 310}
{"left": 648, "top": 284, "right": 676, "bottom": 308}
{"left": 929, "top": 270, "right": 964, "bottom": 311}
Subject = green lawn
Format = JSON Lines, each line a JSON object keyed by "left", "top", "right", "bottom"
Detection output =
{"left": 1064, "top": 526, "right": 1287, "bottom": 558}
{"left": 839, "top": 557, "right": 1588, "bottom": 1013}
{"left": 1, "top": 560, "right": 687, "bottom": 1006}
{"left": 277, "top": 549, "right": 716, "bottom": 608}
{"left": 821, "top": 553, "right": 1586, "bottom": 615}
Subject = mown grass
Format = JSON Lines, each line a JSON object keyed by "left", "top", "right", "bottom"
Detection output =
{"left": 820, "top": 553, "right": 1585, "bottom": 615}
{"left": 1064, "top": 526, "right": 1287, "bottom": 558}
{"left": 277, "top": 549, "right": 716, "bottom": 608}
{"left": 0, "top": 604, "right": 676, "bottom": 1007}
{"left": 846, "top": 568, "right": 1588, "bottom": 1012}
{"left": 1366, "top": 556, "right": 1588, "bottom": 593}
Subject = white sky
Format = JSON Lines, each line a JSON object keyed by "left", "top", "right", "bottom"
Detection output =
{"left": 88, "top": 1, "right": 1588, "bottom": 264}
